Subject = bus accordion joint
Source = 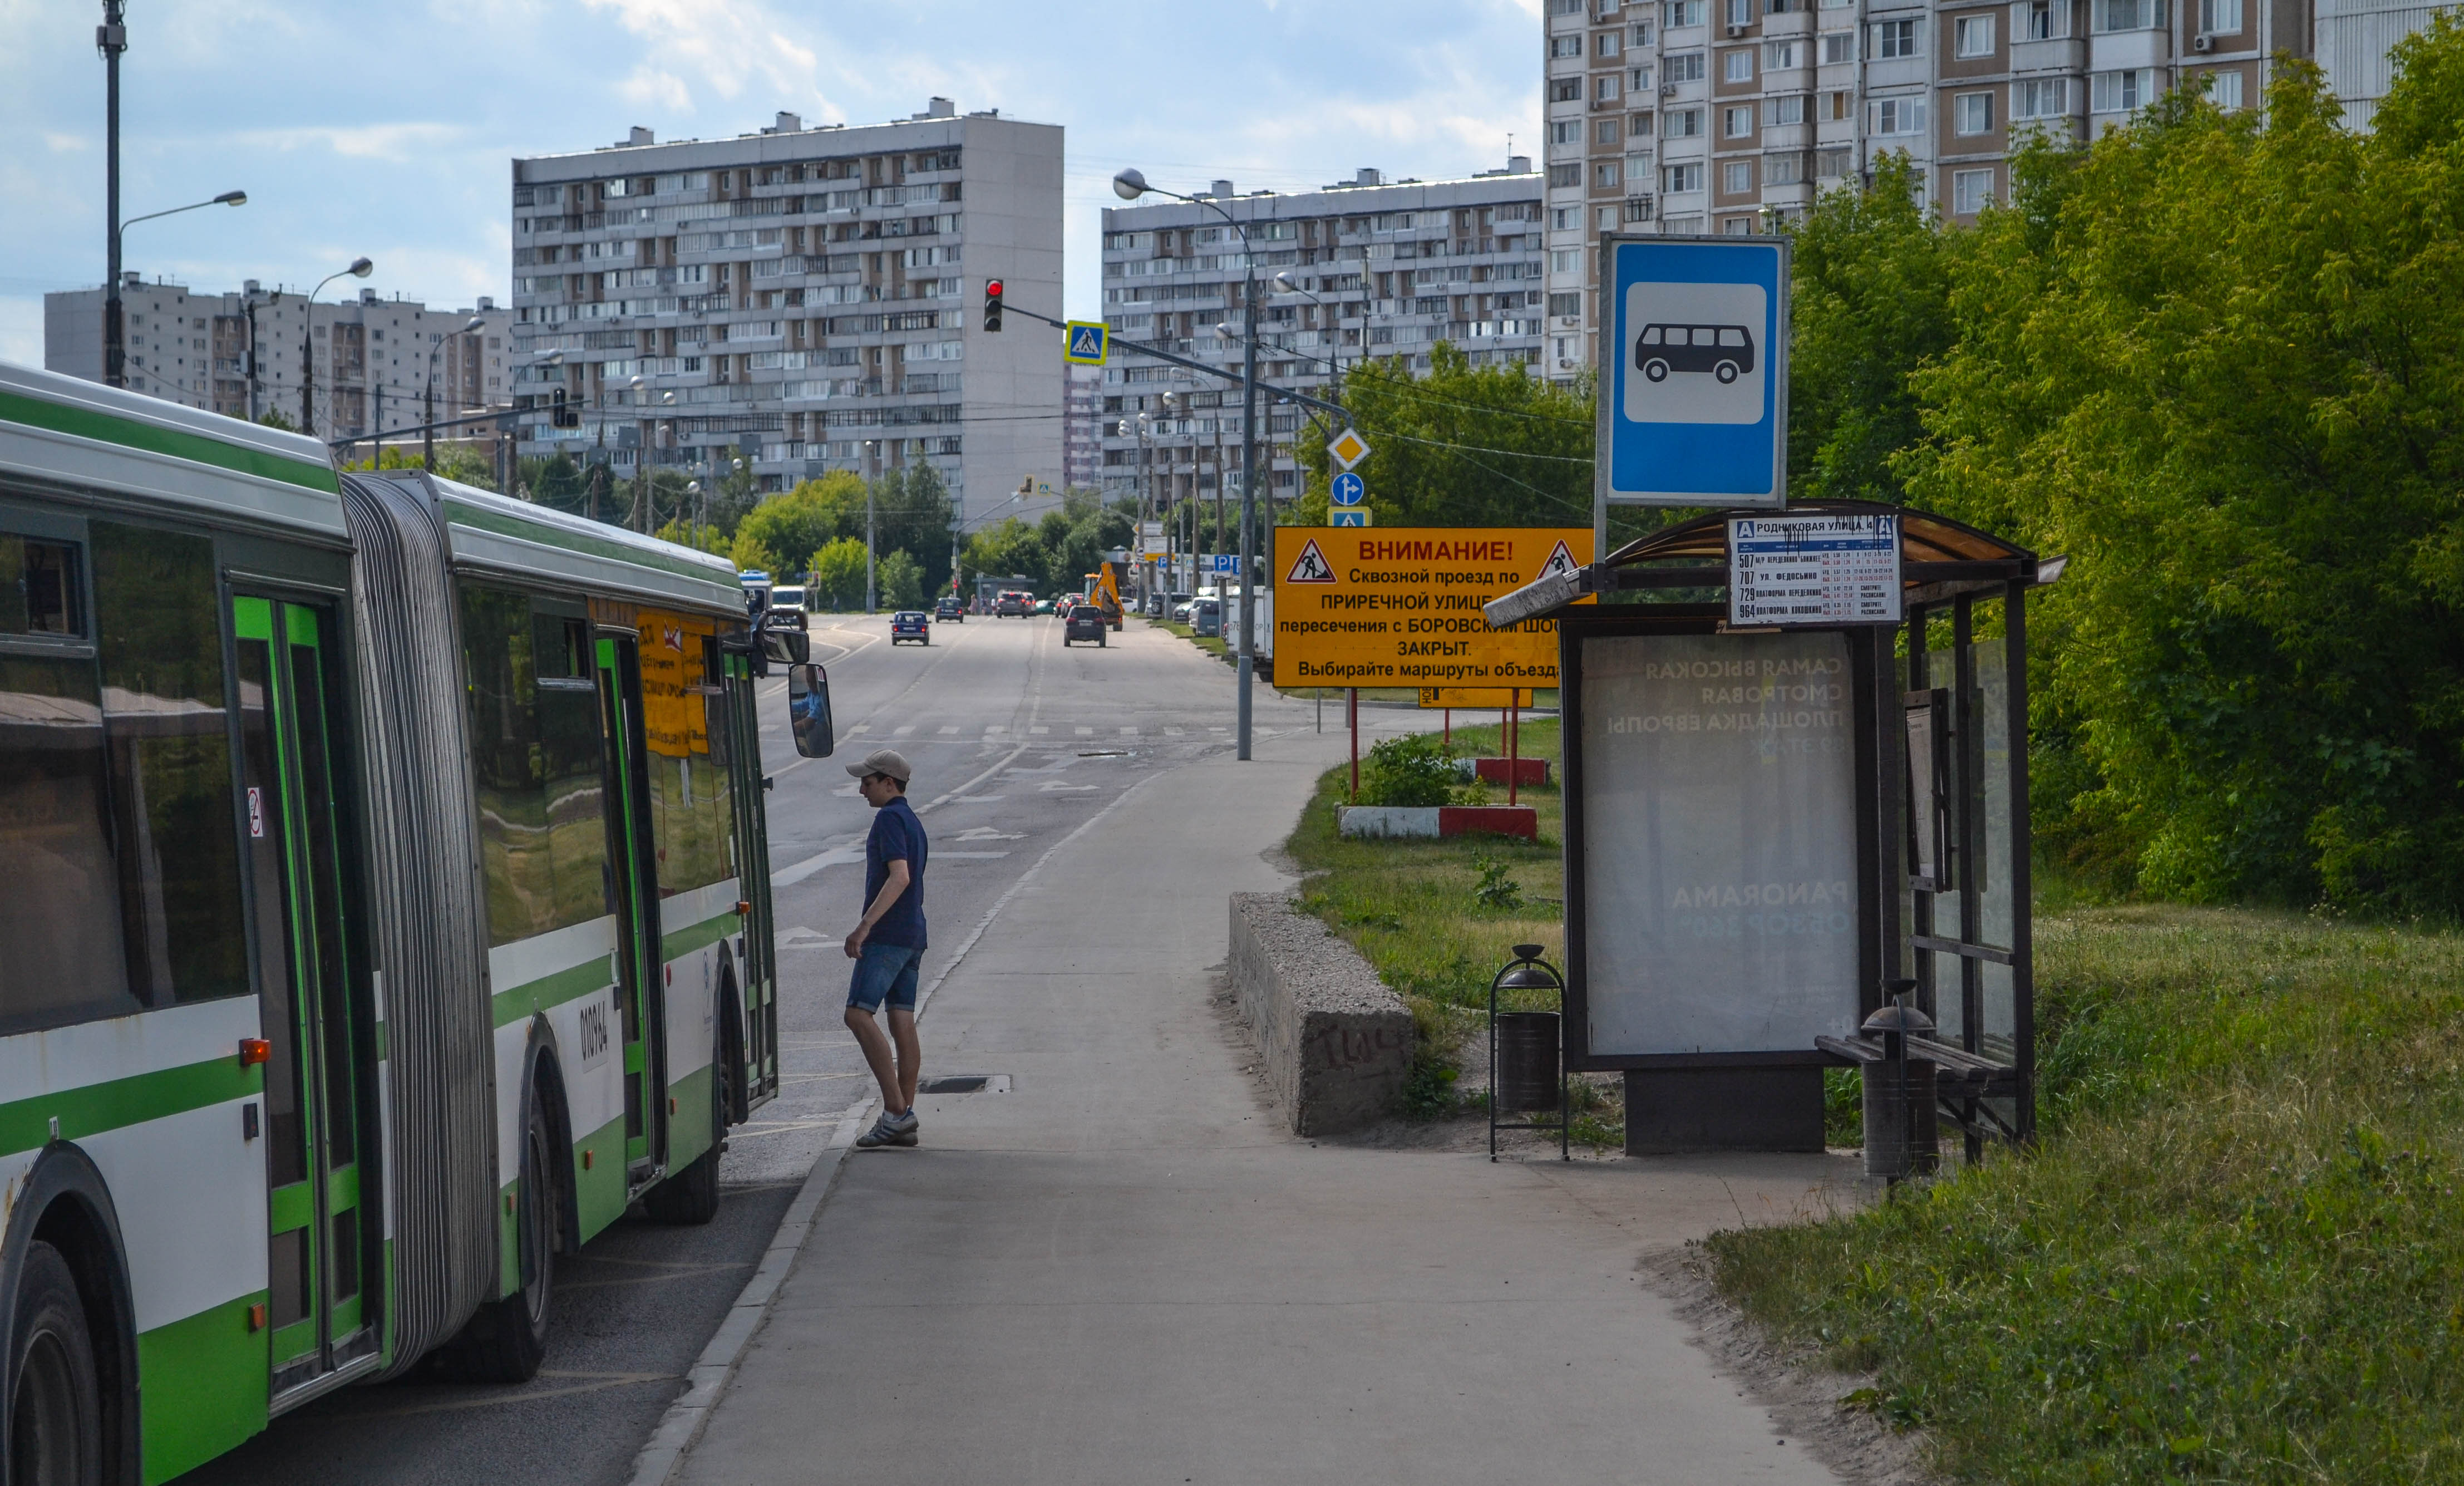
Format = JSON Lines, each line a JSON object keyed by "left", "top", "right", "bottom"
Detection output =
{"left": 238, "top": 1037, "right": 272, "bottom": 1067}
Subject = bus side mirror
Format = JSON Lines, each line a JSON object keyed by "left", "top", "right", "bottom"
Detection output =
{"left": 787, "top": 663, "right": 835, "bottom": 759}
{"left": 761, "top": 629, "right": 810, "bottom": 666}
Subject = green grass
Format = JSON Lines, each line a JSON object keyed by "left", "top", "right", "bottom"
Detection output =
{"left": 1708, "top": 904, "right": 2464, "bottom": 1483}
{"left": 1287, "top": 719, "right": 1566, "bottom": 1114}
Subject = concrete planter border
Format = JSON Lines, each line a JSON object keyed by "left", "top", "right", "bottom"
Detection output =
{"left": 1228, "top": 894, "right": 1413, "bottom": 1135}
{"left": 1336, "top": 805, "right": 1537, "bottom": 840}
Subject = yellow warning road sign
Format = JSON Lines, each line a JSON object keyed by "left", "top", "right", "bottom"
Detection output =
{"left": 1272, "top": 527, "right": 1594, "bottom": 688}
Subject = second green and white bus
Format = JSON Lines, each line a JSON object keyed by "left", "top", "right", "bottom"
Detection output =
{"left": 0, "top": 360, "right": 815, "bottom": 1484}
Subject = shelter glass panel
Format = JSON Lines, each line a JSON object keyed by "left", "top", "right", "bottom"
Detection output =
{"left": 1578, "top": 631, "right": 1862, "bottom": 1055}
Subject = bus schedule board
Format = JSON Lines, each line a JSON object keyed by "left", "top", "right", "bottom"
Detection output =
{"left": 1274, "top": 527, "right": 1593, "bottom": 688}
{"left": 1569, "top": 629, "right": 1863, "bottom": 1059}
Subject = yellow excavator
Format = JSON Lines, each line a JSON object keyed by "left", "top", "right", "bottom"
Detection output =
{"left": 1083, "top": 563, "right": 1125, "bottom": 631}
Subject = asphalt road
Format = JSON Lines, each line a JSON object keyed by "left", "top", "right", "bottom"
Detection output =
{"left": 176, "top": 612, "right": 1351, "bottom": 1486}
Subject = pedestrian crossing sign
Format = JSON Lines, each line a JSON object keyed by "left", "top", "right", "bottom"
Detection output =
{"left": 1065, "top": 322, "right": 1108, "bottom": 366}
{"left": 1287, "top": 538, "right": 1337, "bottom": 583}
{"left": 1330, "top": 509, "right": 1371, "bottom": 528}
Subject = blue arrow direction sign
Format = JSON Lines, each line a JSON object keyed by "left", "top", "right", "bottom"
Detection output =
{"left": 1329, "top": 471, "right": 1365, "bottom": 507}
{"left": 1600, "top": 236, "right": 1788, "bottom": 508}
{"left": 1329, "top": 508, "right": 1371, "bottom": 528}
{"left": 1064, "top": 321, "right": 1108, "bottom": 366}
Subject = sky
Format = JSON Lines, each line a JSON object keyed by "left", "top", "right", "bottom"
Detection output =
{"left": 0, "top": 0, "right": 1544, "bottom": 369}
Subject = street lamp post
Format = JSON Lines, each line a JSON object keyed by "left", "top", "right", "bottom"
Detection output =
{"left": 864, "top": 440, "right": 881, "bottom": 613}
{"left": 1116, "top": 167, "right": 1265, "bottom": 762}
{"left": 424, "top": 314, "right": 487, "bottom": 470}
{"left": 302, "top": 258, "right": 374, "bottom": 436}
{"left": 104, "top": 189, "right": 248, "bottom": 391}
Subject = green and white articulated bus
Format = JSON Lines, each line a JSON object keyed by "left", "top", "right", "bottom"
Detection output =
{"left": 0, "top": 361, "right": 816, "bottom": 1484}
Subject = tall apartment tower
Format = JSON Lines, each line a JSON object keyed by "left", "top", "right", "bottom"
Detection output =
{"left": 509, "top": 101, "right": 1063, "bottom": 519}
{"left": 1096, "top": 162, "right": 1545, "bottom": 510}
{"left": 1542, "top": 0, "right": 2309, "bottom": 380}
{"left": 44, "top": 280, "right": 511, "bottom": 436}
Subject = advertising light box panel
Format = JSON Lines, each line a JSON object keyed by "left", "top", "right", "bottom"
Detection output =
{"left": 1578, "top": 631, "right": 1862, "bottom": 1056}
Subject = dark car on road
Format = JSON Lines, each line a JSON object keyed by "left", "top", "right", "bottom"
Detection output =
{"left": 935, "top": 595, "right": 965, "bottom": 622}
{"left": 1063, "top": 604, "right": 1109, "bottom": 647}
{"left": 890, "top": 610, "right": 930, "bottom": 645}
{"left": 1635, "top": 322, "right": 1756, "bottom": 385}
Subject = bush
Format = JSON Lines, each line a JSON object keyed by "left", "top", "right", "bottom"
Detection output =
{"left": 1357, "top": 733, "right": 1457, "bottom": 808}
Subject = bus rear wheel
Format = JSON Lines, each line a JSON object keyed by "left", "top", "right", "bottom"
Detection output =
{"left": 9, "top": 1241, "right": 101, "bottom": 1486}
{"left": 645, "top": 1046, "right": 728, "bottom": 1227}
{"left": 437, "top": 1091, "right": 555, "bottom": 1382}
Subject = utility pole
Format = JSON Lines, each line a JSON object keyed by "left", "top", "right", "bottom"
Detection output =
{"left": 1238, "top": 265, "right": 1260, "bottom": 760}
{"left": 100, "top": 1, "right": 126, "bottom": 388}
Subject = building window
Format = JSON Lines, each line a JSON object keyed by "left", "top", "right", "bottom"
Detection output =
{"left": 1954, "top": 13, "right": 1997, "bottom": 55}
{"left": 1550, "top": 161, "right": 1585, "bottom": 186}
{"left": 1667, "top": 51, "right": 1707, "bottom": 81}
{"left": 1667, "top": 107, "right": 1706, "bottom": 135}
{"left": 1633, "top": 18, "right": 1658, "bottom": 43}
{"left": 1549, "top": 291, "right": 1583, "bottom": 316}
{"left": 1955, "top": 91, "right": 1995, "bottom": 132}
{"left": 1874, "top": 18, "right": 1920, "bottom": 55}
{"left": 1596, "top": 160, "right": 1625, "bottom": 188}
{"left": 1723, "top": 104, "right": 1756, "bottom": 135}
{"left": 1723, "top": 48, "right": 1755, "bottom": 82}
{"left": 1763, "top": 38, "right": 1801, "bottom": 67}
{"left": 1667, "top": 0, "right": 1706, "bottom": 22}
{"left": 1597, "top": 117, "right": 1623, "bottom": 144}
{"left": 1822, "top": 29, "right": 1857, "bottom": 61}
{"left": 2022, "top": 0, "right": 2066, "bottom": 37}
{"left": 1664, "top": 161, "right": 1706, "bottom": 192}
{"left": 1816, "top": 146, "right": 1854, "bottom": 176}
{"left": 2198, "top": 0, "right": 2242, "bottom": 31}
{"left": 1632, "top": 63, "right": 1655, "bottom": 90}
{"left": 2015, "top": 76, "right": 2070, "bottom": 116}
{"left": 2205, "top": 67, "right": 2244, "bottom": 107}
{"left": 1772, "top": 93, "right": 1807, "bottom": 124}
{"left": 1552, "top": 120, "right": 1583, "bottom": 144}
{"left": 1952, "top": 168, "right": 1996, "bottom": 214}
{"left": 2093, "top": 0, "right": 2164, "bottom": 29}
{"left": 1631, "top": 110, "right": 1657, "bottom": 135}
{"left": 1552, "top": 249, "right": 1580, "bottom": 271}
{"left": 1722, "top": 215, "right": 1755, "bottom": 235}
{"left": 1766, "top": 151, "right": 1806, "bottom": 184}
{"left": 1598, "top": 27, "right": 1623, "bottom": 53}
{"left": 1551, "top": 35, "right": 1585, "bottom": 56}
{"left": 2092, "top": 67, "right": 2153, "bottom": 110}
{"left": 1624, "top": 196, "right": 1655, "bottom": 222}
{"left": 1722, "top": 159, "right": 1756, "bottom": 193}
{"left": 1554, "top": 78, "right": 1586, "bottom": 102}
{"left": 1871, "top": 95, "right": 1928, "bottom": 133}
{"left": 1597, "top": 74, "right": 1624, "bottom": 101}
{"left": 1598, "top": 205, "right": 1620, "bottom": 230}
{"left": 1552, "top": 206, "right": 1582, "bottom": 228}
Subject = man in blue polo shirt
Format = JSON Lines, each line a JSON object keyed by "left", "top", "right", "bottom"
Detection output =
{"left": 842, "top": 748, "right": 929, "bottom": 1149}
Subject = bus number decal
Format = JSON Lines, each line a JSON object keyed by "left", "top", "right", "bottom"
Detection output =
{"left": 578, "top": 995, "right": 612, "bottom": 1070}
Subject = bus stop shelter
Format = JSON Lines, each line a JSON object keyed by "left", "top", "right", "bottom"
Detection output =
{"left": 1485, "top": 500, "right": 2056, "bottom": 1159}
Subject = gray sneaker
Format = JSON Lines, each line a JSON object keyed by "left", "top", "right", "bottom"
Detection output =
{"left": 885, "top": 1109, "right": 920, "bottom": 1147}
{"left": 854, "top": 1115, "right": 904, "bottom": 1149}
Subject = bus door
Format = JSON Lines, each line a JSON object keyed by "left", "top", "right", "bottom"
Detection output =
{"left": 724, "top": 653, "right": 778, "bottom": 1108}
{"left": 595, "top": 634, "right": 667, "bottom": 1179}
{"left": 233, "top": 596, "right": 372, "bottom": 1390}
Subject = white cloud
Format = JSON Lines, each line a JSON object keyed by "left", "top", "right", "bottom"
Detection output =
{"left": 618, "top": 67, "right": 693, "bottom": 112}
{"left": 42, "top": 132, "right": 87, "bottom": 152}
{"left": 228, "top": 122, "right": 467, "bottom": 161}
{"left": 579, "top": 0, "right": 824, "bottom": 110}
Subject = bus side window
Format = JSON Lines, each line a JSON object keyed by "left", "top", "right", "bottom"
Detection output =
{"left": 1640, "top": 326, "right": 1662, "bottom": 346}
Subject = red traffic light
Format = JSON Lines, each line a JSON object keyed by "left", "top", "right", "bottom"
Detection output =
{"left": 985, "top": 279, "right": 1003, "bottom": 298}
{"left": 983, "top": 278, "right": 1005, "bottom": 333}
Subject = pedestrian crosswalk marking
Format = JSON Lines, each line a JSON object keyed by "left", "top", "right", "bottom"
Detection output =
{"left": 1031, "top": 726, "right": 1050, "bottom": 734}
{"left": 986, "top": 725, "right": 1007, "bottom": 734}
{"left": 1119, "top": 726, "right": 1138, "bottom": 735}
{"left": 850, "top": 723, "right": 871, "bottom": 734}
{"left": 1165, "top": 728, "right": 1186, "bottom": 736}
{"left": 1076, "top": 726, "right": 1095, "bottom": 735}
{"left": 893, "top": 725, "right": 916, "bottom": 736}
{"left": 1286, "top": 537, "right": 1336, "bottom": 584}
{"left": 938, "top": 725, "right": 960, "bottom": 735}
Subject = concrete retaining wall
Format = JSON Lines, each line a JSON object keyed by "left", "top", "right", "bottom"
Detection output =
{"left": 1229, "top": 894, "right": 1414, "bottom": 1136}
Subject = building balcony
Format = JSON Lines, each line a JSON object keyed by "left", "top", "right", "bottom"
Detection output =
{"left": 2089, "top": 27, "right": 2171, "bottom": 70}
{"left": 2010, "top": 36, "right": 2088, "bottom": 71}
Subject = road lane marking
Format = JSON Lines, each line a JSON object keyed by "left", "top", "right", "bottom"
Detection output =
{"left": 1119, "top": 726, "right": 1138, "bottom": 735}
{"left": 1075, "top": 726, "right": 1095, "bottom": 736}
{"left": 893, "top": 725, "right": 916, "bottom": 736}
{"left": 938, "top": 725, "right": 960, "bottom": 735}
{"left": 934, "top": 850, "right": 1013, "bottom": 859}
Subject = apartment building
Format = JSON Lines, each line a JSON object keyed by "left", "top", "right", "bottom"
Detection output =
{"left": 1062, "top": 363, "right": 1105, "bottom": 491}
{"left": 1541, "top": 0, "right": 2309, "bottom": 378}
{"left": 508, "top": 101, "right": 1063, "bottom": 517}
{"left": 1096, "top": 162, "right": 1544, "bottom": 511}
{"left": 45, "top": 279, "right": 510, "bottom": 436}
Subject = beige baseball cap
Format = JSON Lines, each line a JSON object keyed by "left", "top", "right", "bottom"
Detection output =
{"left": 845, "top": 748, "right": 913, "bottom": 783}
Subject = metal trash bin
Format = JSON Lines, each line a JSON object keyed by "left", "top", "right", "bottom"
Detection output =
{"left": 1494, "top": 1011, "right": 1561, "bottom": 1112}
{"left": 1860, "top": 1001, "right": 1940, "bottom": 1182}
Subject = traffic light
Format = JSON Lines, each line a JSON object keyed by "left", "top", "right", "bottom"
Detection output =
{"left": 982, "top": 278, "right": 1004, "bottom": 333}
{"left": 551, "top": 387, "right": 579, "bottom": 428}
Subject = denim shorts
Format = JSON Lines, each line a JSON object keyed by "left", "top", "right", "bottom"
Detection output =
{"left": 846, "top": 942, "right": 924, "bottom": 1013}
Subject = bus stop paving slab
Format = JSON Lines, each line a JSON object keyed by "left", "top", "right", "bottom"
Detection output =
{"left": 672, "top": 732, "right": 1859, "bottom": 1486}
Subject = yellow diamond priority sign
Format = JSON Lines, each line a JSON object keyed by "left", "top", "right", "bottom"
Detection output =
{"left": 1326, "top": 427, "right": 1371, "bottom": 469}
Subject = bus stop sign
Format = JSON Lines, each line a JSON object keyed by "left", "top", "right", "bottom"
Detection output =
{"left": 1598, "top": 235, "right": 1788, "bottom": 509}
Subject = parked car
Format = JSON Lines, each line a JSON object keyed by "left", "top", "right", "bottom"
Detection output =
{"left": 935, "top": 595, "right": 965, "bottom": 622}
{"left": 1063, "top": 604, "right": 1109, "bottom": 647}
{"left": 890, "top": 610, "right": 930, "bottom": 645}
{"left": 997, "top": 589, "right": 1032, "bottom": 617}
{"left": 1190, "top": 597, "right": 1223, "bottom": 637}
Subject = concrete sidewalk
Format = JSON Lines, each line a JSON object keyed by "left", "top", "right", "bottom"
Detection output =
{"left": 674, "top": 729, "right": 1858, "bottom": 1485}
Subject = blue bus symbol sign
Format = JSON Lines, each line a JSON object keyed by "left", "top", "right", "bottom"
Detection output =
{"left": 1600, "top": 237, "right": 1787, "bottom": 508}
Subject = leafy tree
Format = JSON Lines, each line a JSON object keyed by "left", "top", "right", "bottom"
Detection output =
{"left": 341, "top": 443, "right": 497, "bottom": 491}
{"left": 962, "top": 516, "right": 1051, "bottom": 594}
{"left": 520, "top": 452, "right": 586, "bottom": 514}
{"left": 1897, "top": 40, "right": 2464, "bottom": 913}
{"left": 878, "top": 549, "right": 924, "bottom": 610}
{"left": 732, "top": 471, "right": 865, "bottom": 577}
{"left": 1289, "top": 343, "right": 1595, "bottom": 529}
{"left": 805, "top": 537, "right": 870, "bottom": 611}
{"left": 1784, "top": 151, "right": 1954, "bottom": 504}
